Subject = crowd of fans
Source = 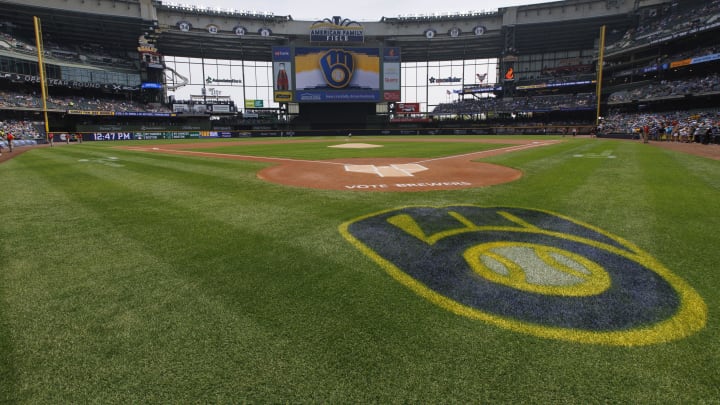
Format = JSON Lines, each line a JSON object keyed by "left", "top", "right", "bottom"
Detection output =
{"left": 1, "top": 2, "right": 718, "bottom": 144}
{"left": 600, "top": 110, "right": 720, "bottom": 144}
{"left": 0, "top": 90, "right": 169, "bottom": 112}
{"left": 0, "top": 120, "right": 42, "bottom": 151}
{"left": 432, "top": 93, "right": 595, "bottom": 116}
{"left": 608, "top": 73, "right": 720, "bottom": 104}
{"left": 604, "top": 44, "right": 719, "bottom": 83}
{"left": 605, "top": 0, "right": 720, "bottom": 53}
{"left": 1, "top": 119, "right": 42, "bottom": 139}
{"left": 1, "top": 31, "right": 135, "bottom": 70}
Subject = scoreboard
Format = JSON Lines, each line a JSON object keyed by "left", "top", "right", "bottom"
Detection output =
{"left": 272, "top": 46, "right": 401, "bottom": 103}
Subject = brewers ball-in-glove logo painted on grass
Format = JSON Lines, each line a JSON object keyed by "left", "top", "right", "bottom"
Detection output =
{"left": 340, "top": 206, "right": 707, "bottom": 346}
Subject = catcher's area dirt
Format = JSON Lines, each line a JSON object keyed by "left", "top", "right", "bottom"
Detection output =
{"left": 3, "top": 138, "right": 719, "bottom": 192}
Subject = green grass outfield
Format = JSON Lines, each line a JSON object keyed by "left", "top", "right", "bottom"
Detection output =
{"left": 1, "top": 135, "right": 718, "bottom": 403}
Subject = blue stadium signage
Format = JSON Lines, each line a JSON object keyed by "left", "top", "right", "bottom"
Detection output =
{"left": 272, "top": 47, "right": 292, "bottom": 61}
{"left": 309, "top": 16, "right": 364, "bottom": 42}
{"left": 462, "top": 84, "right": 502, "bottom": 94}
{"left": 0, "top": 73, "right": 138, "bottom": 91}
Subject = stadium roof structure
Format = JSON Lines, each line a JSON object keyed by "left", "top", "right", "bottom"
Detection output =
{"left": 0, "top": 0, "right": 645, "bottom": 63}
{"left": 0, "top": 1, "right": 148, "bottom": 53}
{"left": 151, "top": 2, "right": 637, "bottom": 62}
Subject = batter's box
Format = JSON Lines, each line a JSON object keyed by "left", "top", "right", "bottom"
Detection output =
{"left": 344, "top": 163, "right": 428, "bottom": 177}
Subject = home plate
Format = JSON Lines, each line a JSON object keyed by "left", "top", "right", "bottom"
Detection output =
{"left": 329, "top": 143, "right": 383, "bottom": 149}
{"left": 345, "top": 163, "right": 428, "bottom": 177}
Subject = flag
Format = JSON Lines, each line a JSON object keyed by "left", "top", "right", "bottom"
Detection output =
{"left": 476, "top": 73, "right": 487, "bottom": 82}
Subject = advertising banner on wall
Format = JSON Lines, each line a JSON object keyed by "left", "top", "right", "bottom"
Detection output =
{"left": 396, "top": 102, "right": 420, "bottom": 114}
{"left": 244, "top": 100, "right": 264, "bottom": 108}
{"left": 272, "top": 47, "right": 293, "bottom": 103}
{"left": 211, "top": 104, "right": 231, "bottom": 113}
{"left": 382, "top": 47, "right": 401, "bottom": 101}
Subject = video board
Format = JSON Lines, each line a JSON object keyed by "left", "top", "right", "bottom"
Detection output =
{"left": 272, "top": 46, "right": 401, "bottom": 103}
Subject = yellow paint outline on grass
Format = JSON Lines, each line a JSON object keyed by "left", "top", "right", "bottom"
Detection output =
{"left": 339, "top": 205, "right": 707, "bottom": 346}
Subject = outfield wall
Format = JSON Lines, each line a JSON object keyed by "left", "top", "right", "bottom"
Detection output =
{"left": 53, "top": 125, "right": 599, "bottom": 142}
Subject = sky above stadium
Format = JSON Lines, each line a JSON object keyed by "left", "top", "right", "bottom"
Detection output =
{"left": 173, "top": 0, "right": 548, "bottom": 21}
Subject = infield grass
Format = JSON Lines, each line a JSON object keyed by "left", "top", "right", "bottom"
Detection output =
{"left": 1, "top": 136, "right": 718, "bottom": 403}
{"left": 195, "top": 138, "right": 512, "bottom": 159}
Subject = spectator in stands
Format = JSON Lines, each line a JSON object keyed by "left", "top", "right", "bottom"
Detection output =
{"left": 602, "top": 109, "right": 720, "bottom": 145}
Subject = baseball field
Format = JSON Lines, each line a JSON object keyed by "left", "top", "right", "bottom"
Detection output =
{"left": 1, "top": 135, "right": 718, "bottom": 402}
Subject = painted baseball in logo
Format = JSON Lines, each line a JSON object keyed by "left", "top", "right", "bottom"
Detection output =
{"left": 320, "top": 49, "right": 354, "bottom": 88}
{"left": 340, "top": 206, "right": 706, "bottom": 346}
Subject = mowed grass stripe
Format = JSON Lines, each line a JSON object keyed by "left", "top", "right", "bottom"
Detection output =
{"left": 1, "top": 150, "right": 371, "bottom": 401}
{"left": 1, "top": 146, "right": 458, "bottom": 401}
{"left": 461, "top": 139, "right": 719, "bottom": 401}
{"left": 1, "top": 147, "right": 504, "bottom": 401}
{"left": 1, "top": 138, "right": 719, "bottom": 402}
{"left": 476, "top": 139, "right": 617, "bottom": 208}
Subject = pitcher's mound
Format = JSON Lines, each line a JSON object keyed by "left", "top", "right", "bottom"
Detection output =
{"left": 329, "top": 143, "right": 383, "bottom": 149}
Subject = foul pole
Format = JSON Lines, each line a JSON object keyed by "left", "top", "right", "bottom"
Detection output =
{"left": 595, "top": 25, "right": 606, "bottom": 128}
{"left": 33, "top": 16, "right": 51, "bottom": 141}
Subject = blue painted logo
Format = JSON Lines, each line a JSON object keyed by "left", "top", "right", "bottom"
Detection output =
{"left": 340, "top": 206, "right": 707, "bottom": 346}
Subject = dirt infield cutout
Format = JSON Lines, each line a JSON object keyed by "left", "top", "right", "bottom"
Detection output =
{"left": 123, "top": 139, "right": 560, "bottom": 192}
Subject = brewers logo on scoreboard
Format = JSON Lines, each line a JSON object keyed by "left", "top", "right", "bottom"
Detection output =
{"left": 320, "top": 49, "right": 355, "bottom": 88}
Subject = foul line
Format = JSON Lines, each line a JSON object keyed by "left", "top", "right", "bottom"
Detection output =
{"left": 124, "top": 146, "right": 348, "bottom": 166}
{"left": 415, "top": 141, "right": 558, "bottom": 164}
